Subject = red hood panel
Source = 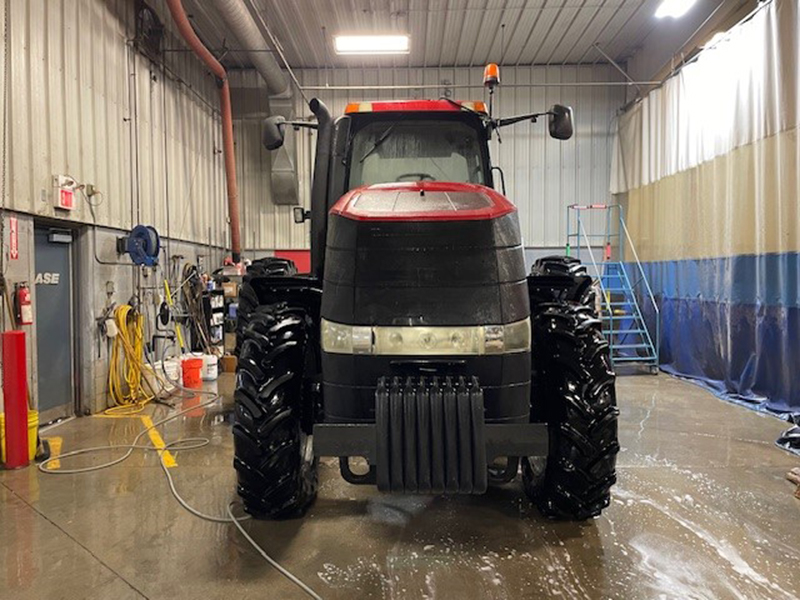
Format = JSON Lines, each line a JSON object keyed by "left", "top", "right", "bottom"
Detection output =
{"left": 329, "top": 182, "right": 516, "bottom": 222}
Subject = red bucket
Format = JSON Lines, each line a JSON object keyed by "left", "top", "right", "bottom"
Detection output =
{"left": 181, "top": 357, "right": 203, "bottom": 388}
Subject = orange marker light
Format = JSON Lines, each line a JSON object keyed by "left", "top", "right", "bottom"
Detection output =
{"left": 483, "top": 63, "right": 500, "bottom": 90}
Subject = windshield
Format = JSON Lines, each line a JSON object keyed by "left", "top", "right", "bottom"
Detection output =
{"left": 348, "top": 119, "right": 486, "bottom": 189}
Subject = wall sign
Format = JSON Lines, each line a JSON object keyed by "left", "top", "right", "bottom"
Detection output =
{"left": 35, "top": 272, "right": 61, "bottom": 285}
{"left": 9, "top": 216, "right": 18, "bottom": 260}
{"left": 54, "top": 175, "right": 77, "bottom": 211}
{"left": 58, "top": 188, "right": 75, "bottom": 210}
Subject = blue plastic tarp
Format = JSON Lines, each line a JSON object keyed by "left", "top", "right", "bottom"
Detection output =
{"left": 632, "top": 253, "right": 800, "bottom": 417}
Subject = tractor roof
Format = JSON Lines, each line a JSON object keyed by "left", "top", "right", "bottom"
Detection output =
{"left": 330, "top": 181, "right": 515, "bottom": 222}
{"left": 344, "top": 99, "right": 487, "bottom": 115}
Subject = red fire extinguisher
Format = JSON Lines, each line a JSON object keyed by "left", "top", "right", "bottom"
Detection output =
{"left": 15, "top": 282, "right": 33, "bottom": 325}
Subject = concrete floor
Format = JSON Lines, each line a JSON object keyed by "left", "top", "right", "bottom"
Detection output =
{"left": 1, "top": 373, "right": 799, "bottom": 600}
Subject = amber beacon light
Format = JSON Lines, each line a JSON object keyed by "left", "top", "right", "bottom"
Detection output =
{"left": 483, "top": 63, "right": 500, "bottom": 90}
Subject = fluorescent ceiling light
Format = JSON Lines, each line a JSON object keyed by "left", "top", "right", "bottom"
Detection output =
{"left": 334, "top": 35, "right": 410, "bottom": 55}
{"left": 655, "top": 0, "right": 698, "bottom": 19}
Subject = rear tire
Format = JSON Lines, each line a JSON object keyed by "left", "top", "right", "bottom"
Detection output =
{"left": 524, "top": 302, "right": 619, "bottom": 520}
{"left": 235, "top": 258, "right": 297, "bottom": 356}
{"left": 530, "top": 255, "right": 596, "bottom": 307}
{"left": 233, "top": 302, "right": 318, "bottom": 518}
{"left": 531, "top": 255, "right": 587, "bottom": 279}
{"left": 247, "top": 257, "right": 298, "bottom": 278}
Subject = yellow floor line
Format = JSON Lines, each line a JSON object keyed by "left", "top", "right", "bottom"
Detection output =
{"left": 45, "top": 437, "right": 63, "bottom": 470}
{"left": 140, "top": 415, "right": 177, "bottom": 468}
{"left": 94, "top": 412, "right": 141, "bottom": 419}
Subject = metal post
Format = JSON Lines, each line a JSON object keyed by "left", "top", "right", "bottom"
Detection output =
{"left": 2, "top": 331, "right": 29, "bottom": 469}
{"left": 566, "top": 205, "right": 572, "bottom": 257}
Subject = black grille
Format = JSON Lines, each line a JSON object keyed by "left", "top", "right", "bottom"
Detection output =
{"left": 375, "top": 376, "right": 488, "bottom": 494}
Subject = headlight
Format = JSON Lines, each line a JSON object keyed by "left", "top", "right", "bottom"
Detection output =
{"left": 321, "top": 318, "right": 530, "bottom": 355}
{"left": 320, "top": 321, "right": 372, "bottom": 354}
{"left": 373, "top": 325, "right": 484, "bottom": 355}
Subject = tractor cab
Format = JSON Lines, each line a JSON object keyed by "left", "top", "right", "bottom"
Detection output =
{"left": 336, "top": 100, "right": 493, "bottom": 193}
{"left": 262, "top": 79, "right": 574, "bottom": 279}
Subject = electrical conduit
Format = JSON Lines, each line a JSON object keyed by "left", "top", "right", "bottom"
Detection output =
{"left": 164, "top": 0, "right": 242, "bottom": 263}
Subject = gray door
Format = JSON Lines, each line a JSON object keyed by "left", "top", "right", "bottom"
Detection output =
{"left": 34, "top": 227, "right": 74, "bottom": 419}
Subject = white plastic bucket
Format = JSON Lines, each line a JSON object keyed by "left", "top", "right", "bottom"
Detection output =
{"left": 202, "top": 354, "right": 218, "bottom": 381}
{"left": 143, "top": 361, "right": 177, "bottom": 393}
{"left": 163, "top": 359, "right": 181, "bottom": 383}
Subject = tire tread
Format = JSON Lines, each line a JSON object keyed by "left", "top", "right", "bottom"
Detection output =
{"left": 233, "top": 300, "right": 317, "bottom": 519}
{"left": 524, "top": 300, "right": 619, "bottom": 521}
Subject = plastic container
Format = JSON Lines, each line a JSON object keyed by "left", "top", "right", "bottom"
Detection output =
{"left": 181, "top": 357, "right": 204, "bottom": 388}
{"left": 0, "top": 410, "right": 38, "bottom": 464}
{"left": 202, "top": 354, "right": 218, "bottom": 381}
{"left": 163, "top": 359, "right": 181, "bottom": 382}
{"left": 142, "top": 361, "right": 177, "bottom": 394}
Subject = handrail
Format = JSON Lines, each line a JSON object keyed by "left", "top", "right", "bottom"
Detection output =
{"left": 619, "top": 217, "right": 660, "bottom": 360}
{"left": 618, "top": 218, "right": 659, "bottom": 315}
{"left": 617, "top": 261, "right": 657, "bottom": 350}
{"left": 568, "top": 202, "right": 660, "bottom": 368}
{"left": 577, "top": 220, "right": 605, "bottom": 282}
{"left": 577, "top": 221, "right": 615, "bottom": 354}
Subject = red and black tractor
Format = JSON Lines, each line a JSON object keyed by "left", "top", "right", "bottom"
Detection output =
{"left": 234, "top": 66, "right": 618, "bottom": 521}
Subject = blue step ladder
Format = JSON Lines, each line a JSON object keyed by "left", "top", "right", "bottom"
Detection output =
{"left": 566, "top": 204, "right": 660, "bottom": 373}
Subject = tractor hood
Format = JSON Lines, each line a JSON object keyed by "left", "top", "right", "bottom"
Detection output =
{"left": 329, "top": 181, "right": 516, "bottom": 222}
{"left": 322, "top": 179, "right": 530, "bottom": 423}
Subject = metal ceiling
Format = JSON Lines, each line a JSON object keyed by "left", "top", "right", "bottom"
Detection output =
{"left": 181, "top": 0, "right": 727, "bottom": 70}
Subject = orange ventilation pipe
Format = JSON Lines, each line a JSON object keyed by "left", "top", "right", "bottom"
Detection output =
{"left": 165, "top": 0, "right": 241, "bottom": 263}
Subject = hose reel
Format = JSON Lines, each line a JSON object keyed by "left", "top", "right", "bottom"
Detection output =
{"left": 118, "top": 225, "right": 161, "bottom": 267}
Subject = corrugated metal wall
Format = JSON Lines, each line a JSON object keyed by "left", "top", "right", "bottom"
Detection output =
{"left": 2, "top": 0, "right": 228, "bottom": 247}
{"left": 2, "top": 0, "right": 625, "bottom": 253}
{"left": 234, "top": 116, "right": 316, "bottom": 253}
{"left": 230, "top": 70, "right": 309, "bottom": 253}
{"left": 291, "top": 66, "right": 625, "bottom": 248}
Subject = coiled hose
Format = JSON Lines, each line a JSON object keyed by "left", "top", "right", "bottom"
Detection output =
{"left": 107, "top": 304, "right": 163, "bottom": 415}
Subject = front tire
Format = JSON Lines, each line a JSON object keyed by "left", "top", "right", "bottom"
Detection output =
{"left": 233, "top": 303, "right": 318, "bottom": 518}
{"left": 524, "top": 302, "right": 619, "bottom": 520}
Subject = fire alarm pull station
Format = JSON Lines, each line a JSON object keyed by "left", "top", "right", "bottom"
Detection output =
{"left": 54, "top": 175, "right": 77, "bottom": 211}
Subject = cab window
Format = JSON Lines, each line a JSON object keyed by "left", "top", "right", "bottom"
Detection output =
{"left": 347, "top": 119, "right": 486, "bottom": 189}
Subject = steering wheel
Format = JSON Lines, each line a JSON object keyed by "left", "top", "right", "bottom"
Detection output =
{"left": 396, "top": 173, "right": 436, "bottom": 182}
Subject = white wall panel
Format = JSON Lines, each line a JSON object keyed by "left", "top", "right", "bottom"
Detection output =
{"left": 229, "top": 70, "right": 310, "bottom": 252}
{"left": 234, "top": 117, "right": 312, "bottom": 253}
{"left": 1, "top": 0, "right": 228, "bottom": 248}
{"left": 292, "top": 66, "right": 624, "bottom": 248}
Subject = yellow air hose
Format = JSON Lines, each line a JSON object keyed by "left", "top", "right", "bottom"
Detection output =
{"left": 106, "top": 304, "right": 164, "bottom": 415}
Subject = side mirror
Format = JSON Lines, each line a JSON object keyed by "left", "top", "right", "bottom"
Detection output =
{"left": 262, "top": 115, "right": 287, "bottom": 150}
{"left": 548, "top": 104, "right": 573, "bottom": 140}
{"left": 293, "top": 207, "right": 311, "bottom": 224}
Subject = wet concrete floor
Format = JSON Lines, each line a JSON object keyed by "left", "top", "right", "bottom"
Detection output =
{"left": 1, "top": 373, "right": 799, "bottom": 599}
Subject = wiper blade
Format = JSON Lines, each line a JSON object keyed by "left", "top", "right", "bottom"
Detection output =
{"left": 440, "top": 96, "right": 479, "bottom": 115}
{"left": 359, "top": 123, "right": 397, "bottom": 163}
